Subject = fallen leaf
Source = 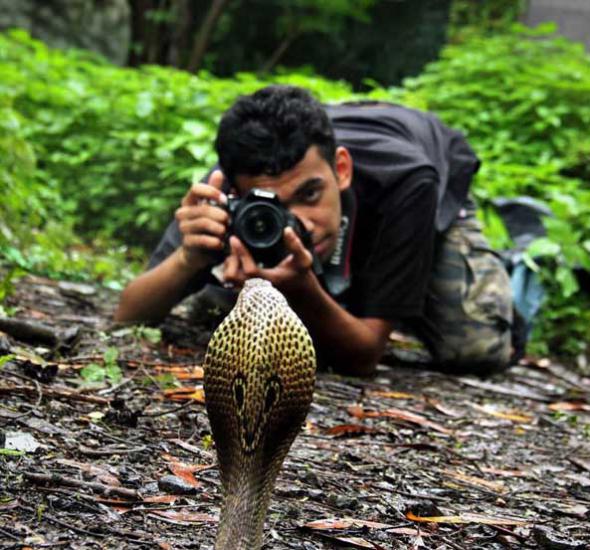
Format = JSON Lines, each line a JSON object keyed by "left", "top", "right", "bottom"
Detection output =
{"left": 162, "top": 453, "right": 211, "bottom": 472}
{"left": 328, "top": 537, "right": 381, "bottom": 549}
{"left": 163, "top": 386, "right": 205, "bottom": 402}
{"left": 444, "top": 469, "right": 506, "bottom": 493}
{"left": 425, "top": 397, "right": 463, "bottom": 418}
{"left": 472, "top": 403, "right": 534, "bottom": 424}
{"left": 348, "top": 405, "right": 452, "bottom": 435}
{"left": 569, "top": 456, "right": 590, "bottom": 472}
{"left": 304, "top": 518, "right": 393, "bottom": 530}
{"left": 367, "top": 390, "right": 417, "bottom": 400}
{"left": 154, "top": 365, "right": 204, "bottom": 380}
{"left": 149, "top": 510, "right": 217, "bottom": 524}
{"left": 548, "top": 401, "right": 590, "bottom": 412}
{"left": 143, "top": 495, "right": 179, "bottom": 504}
{"left": 325, "top": 424, "right": 379, "bottom": 437}
{"left": 161, "top": 454, "right": 202, "bottom": 487}
{"left": 406, "top": 511, "right": 528, "bottom": 526}
{"left": 458, "top": 378, "right": 550, "bottom": 402}
{"left": 480, "top": 466, "right": 528, "bottom": 478}
{"left": 57, "top": 459, "right": 120, "bottom": 487}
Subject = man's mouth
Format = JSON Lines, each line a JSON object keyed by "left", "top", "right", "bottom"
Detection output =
{"left": 313, "top": 237, "right": 331, "bottom": 257}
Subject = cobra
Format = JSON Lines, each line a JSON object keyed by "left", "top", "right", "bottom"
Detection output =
{"left": 204, "top": 278, "right": 317, "bottom": 550}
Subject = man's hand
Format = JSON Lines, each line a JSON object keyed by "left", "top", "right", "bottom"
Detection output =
{"left": 175, "top": 170, "right": 229, "bottom": 270}
{"left": 223, "top": 227, "right": 314, "bottom": 294}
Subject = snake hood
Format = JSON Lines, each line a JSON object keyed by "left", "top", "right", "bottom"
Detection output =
{"left": 204, "top": 278, "right": 317, "bottom": 550}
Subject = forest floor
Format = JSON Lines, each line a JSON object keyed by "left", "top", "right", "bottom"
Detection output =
{"left": 1, "top": 275, "right": 590, "bottom": 550}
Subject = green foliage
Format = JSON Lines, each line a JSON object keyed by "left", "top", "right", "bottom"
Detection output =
{"left": 0, "top": 354, "right": 15, "bottom": 369}
{"left": 392, "top": 23, "right": 590, "bottom": 355}
{"left": 80, "top": 347, "right": 123, "bottom": 384}
{"left": 450, "top": 0, "right": 526, "bottom": 36}
{"left": 1, "top": 26, "right": 589, "bottom": 358}
{"left": 0, "top": 29, "right": 357, "bottom": 248}
{"left": 132, "top": 325, "right": 162, "bottom": 345}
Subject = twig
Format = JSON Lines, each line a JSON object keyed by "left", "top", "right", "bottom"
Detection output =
{"left": 18, "top": 504, "right": 106, "bottom": 538}
{"left": 141, "top": 400, "right": 193, "bottom": 417}
{"left": 78, "top": 445, "right": 148, "bottom": 456}
{"left": 0, "top": 317, "right": 79, "bottom": 348}
{"left": 23, "top": 471, "right": 140, "bottom": 500}
{"left": 0, "top": 384, "right": 111, "bottom": 405}
{"left": 0, "top": 526, "right": 20, "bottom": 541}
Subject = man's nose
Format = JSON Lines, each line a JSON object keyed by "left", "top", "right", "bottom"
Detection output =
{"left": 292, "top": 209, "right": 314, "bottom": 234}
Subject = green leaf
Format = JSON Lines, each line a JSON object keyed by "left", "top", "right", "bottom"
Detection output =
{"left": 105, "top": 363, "right": 123, "bottom": 384}
{"left": 103, "top": 347, "right": 119, "bottom": 365}
{"left": 0, "top": 448, "right": 24, "bottom": 456}
{"left": 0, "top": 354, "right": 15, "bottom": 369}
{"left": 80, "top": 363, "right": 106, "bottom": 382}
{"left": 556, "top": 265, "right": 579, "bottom": 298}
{"left": 527, "top": 237, "right": 560, "bottom": 258}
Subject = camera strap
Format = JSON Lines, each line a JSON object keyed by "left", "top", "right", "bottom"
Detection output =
{"left": 321, "top": 187, "right": 357, "bottom": 297}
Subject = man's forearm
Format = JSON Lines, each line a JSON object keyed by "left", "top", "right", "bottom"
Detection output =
{"left": 115, "top": 249, "right": 208, "bottom": 323}
{"left": 283, "top": 273, "right": 391, "bottom": 376}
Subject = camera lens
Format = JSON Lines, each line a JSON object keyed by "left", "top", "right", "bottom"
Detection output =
{"left": 236, "top": 203, "right": 283, "bottom": 249}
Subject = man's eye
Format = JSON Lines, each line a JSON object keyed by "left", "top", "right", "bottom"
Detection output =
{"left": 301, "top": 188, "right": 321, "bottom": 203}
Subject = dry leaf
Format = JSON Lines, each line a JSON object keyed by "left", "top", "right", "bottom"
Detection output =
{"left": 154, "top": 365, "right": 204, "bottom": 380}
{"left": 143, "top": 495, "right": 179, "bottom": 504}
{"left": 425, "top": 397, "right": 463, "bottom": 418}
{"left": 149, "top": 510, "right": 217, "bottom": 524}
{"left": 325, "top": 424, "right": 378, "bottom": 437}
{"left": 163, "top": 386, "right": 205, "bottom": 402}
{"left": 348, "top": 405, "right": 452, "bottom": 435}
{"left": 548, "top": 401, "right": 590, "bottom": 412}
{"left": 472, "top": 403, "right": 534, "bottom": 423}
{"left": 367, "top": 390, "right": 417, "bottom": 400}
{"left": 406, "top": 511, "right": 527, "bottom": 526}
{"left": 304, "top": 518, "right": 393, "bottom": 530}
{"left": 444, "top": 469, "right": 506, "bottom": 493}
{"left": 480, "top": 467, "right": 528, "bottom": 478}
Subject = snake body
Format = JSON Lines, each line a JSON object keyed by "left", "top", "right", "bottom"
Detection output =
{"left": 204, "top": 278, "right": 317, "bottom": 550}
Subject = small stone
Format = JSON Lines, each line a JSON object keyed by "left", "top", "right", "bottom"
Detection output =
{"left": 158, "top": 475, "right": 199, "bottom": 495}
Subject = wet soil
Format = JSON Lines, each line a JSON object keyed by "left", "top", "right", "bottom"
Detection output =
{"left": 1, "top": 275, "right": 589, "bottom": 549}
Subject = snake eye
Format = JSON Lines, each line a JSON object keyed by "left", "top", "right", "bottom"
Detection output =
{"left": 264, "top": 377, "right": 281, "bottom": 413}
{"left": 232, "top": 375, "right": 245, "bottom": 411}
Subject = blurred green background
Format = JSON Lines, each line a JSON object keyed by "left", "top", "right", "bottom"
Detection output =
{"left": 1, "top": 0, "right": 589, "bottom": 359}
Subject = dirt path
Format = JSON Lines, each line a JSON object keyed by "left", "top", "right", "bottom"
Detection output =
{"left": 1, "top": 276, "right": 589, "bottom": 549}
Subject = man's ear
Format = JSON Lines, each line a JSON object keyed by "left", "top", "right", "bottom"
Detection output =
{"left": 334, "top": 146, "right": 352, "bottom": 191}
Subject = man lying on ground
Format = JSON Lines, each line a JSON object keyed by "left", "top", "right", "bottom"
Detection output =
{"left": 115, "top": 85, "right": 516, "bottom": 376}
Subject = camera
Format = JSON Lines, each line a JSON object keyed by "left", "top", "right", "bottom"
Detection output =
{"left": 225, "top": 188, "right": 313, "bottom": 267}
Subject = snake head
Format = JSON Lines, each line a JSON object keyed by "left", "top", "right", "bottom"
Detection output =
{"left": 203, "top": 279, "right": 316, "bottom": 486}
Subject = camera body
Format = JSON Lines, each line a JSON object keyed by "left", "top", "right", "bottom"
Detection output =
{"left": 225, "top": 188, "right": 313, "bottom": 267}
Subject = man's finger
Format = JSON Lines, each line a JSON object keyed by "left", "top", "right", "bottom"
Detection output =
{"left": 283, "top": 227, "right": 313, "bottom": 269}
{"left": 183, "top": 234, "right": 224, "bottom": 251}
{"left": 176, "top": 204, "right": 229, "bottom": 225}
{"left": 182, "top": 170, "right": 227, "bottom": 207}
{"left": 179, "top": 217, "right": 227, "bottom": 238}
{"left": 223, "top": 249, "right": 241, "bottom": 284}
{"left": 230, "top": 236, "right": 259, "bottom": 277}
{"left": 206, "top": 169, "right": 225, "bottom": 191}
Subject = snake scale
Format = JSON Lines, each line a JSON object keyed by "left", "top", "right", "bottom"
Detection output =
{"left": 204, "top": 278, "right": 317, "bottom": 550}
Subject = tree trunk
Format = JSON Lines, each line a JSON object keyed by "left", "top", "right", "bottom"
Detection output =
{"left": 186, "top": 0, "right": 229, "bottom": 73}
{"left": 261, "top": 31, "right": 297, "bottom": 74}
{"left": 167, "top": 0, "right": 192, "bottom": 67}
{"left": 128, "top": 0, "right": 155, "bottom": 66}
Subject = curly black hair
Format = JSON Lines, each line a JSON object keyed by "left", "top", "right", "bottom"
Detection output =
{"left": 214, "top": 85, "right": 336, "bottom": 184}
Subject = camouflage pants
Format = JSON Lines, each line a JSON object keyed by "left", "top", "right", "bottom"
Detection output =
{"left": 420, "top": 206, "right": 513, "bottom": 373}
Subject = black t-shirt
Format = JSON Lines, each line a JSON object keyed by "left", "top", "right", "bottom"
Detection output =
{"left": 149, "top": 101, "right": 480, "bottom": 321}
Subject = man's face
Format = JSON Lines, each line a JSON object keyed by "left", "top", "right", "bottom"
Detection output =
{"left": 234, "top": 146, "right": 352, "bottom": 262}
